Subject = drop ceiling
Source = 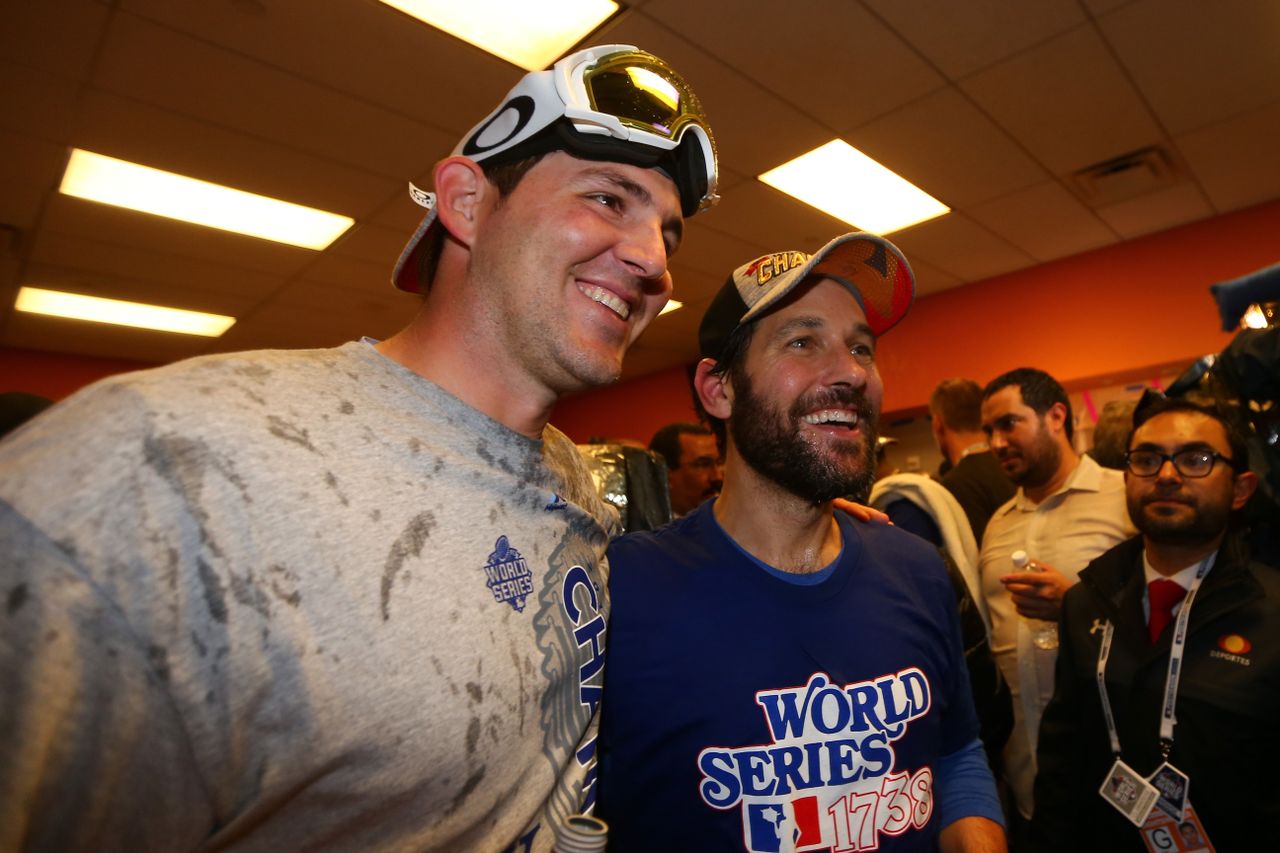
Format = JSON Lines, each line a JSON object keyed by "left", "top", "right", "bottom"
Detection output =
{"left": 2, "top": 0, "right": 1278, "bottom": 378}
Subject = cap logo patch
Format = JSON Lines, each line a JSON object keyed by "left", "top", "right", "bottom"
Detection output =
{"left": 745, "top": 251, "right": 809, "bottom": 285}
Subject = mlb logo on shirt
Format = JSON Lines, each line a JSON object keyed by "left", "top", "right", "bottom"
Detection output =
{"left": 744, "top": 797, "right": 822, "bottom": 852}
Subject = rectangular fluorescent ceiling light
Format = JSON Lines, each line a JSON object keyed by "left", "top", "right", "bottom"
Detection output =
{"left": 377, "top": 0, "right": 618, "bottom": 70}
{"left": 59, "top": 149, "right": 353, "bottom": 250}
{"left": 15, "top": 287, "right": 236, "bottom": 337}
{"left": 659, "top": 299, "right": 683, "bottom": 316}
{"left": 759, "top": 140, "right": 949, "bottom": 234}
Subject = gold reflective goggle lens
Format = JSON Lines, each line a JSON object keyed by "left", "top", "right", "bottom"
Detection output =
{"left": 582, "top": 53, "right": 707, "bottom": 140}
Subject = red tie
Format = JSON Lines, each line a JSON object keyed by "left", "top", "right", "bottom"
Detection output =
{"left": 1148, "top": 579, "right": 1188, "bottom": 643}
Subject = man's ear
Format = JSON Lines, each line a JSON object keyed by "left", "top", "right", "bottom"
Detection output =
{"left": 694, "top": 358, "right": 732, "bottom": 420}
{"left": 1231, "top": 469, "right": 1259, "bottom": 511}
{"left": 433, "top": 156, "right": 489, "bottom": 248}
{"left": 1045, "top": 401, "right": 1069, "bottom": 436}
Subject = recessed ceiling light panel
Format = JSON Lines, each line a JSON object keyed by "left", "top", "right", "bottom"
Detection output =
{"left": 15, "top": 287, "right": 237, "bottom": 337}
{"left": 759, "top": 140, "right": 949, "bottom": 234}
{"left": 378, "top": 0, "right": 619, "bottom": 70}
{"left": 59, "top": 149, "right": 353, "bottom": 250}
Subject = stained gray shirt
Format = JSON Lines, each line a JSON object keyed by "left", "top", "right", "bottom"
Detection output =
{"left": 0, "top": 341, "right": 618, "bottom": 852}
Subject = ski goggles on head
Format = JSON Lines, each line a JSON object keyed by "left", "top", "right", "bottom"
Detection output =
{"left": 393, "top": 44, "right": 717, "bottom": 294}
{"left": 458, "top": 44, "right": 718, "bottom": 216}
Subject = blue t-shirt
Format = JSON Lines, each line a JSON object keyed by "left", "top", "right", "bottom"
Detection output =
{"left": 598, "top": 502, "right": 981, "bottom": 851}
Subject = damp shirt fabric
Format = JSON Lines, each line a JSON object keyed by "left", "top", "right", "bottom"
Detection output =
{"left": 0, "top": 340, "right": 617, "bottom": 853}
{"left": 597, "top": 502, "right": 996, "bottom": 852}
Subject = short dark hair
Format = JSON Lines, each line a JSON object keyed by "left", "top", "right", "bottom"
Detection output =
{"left": 1129, "top": 397, "right": 1251, "bottom": 473}
{"left": 929, "top": 378, "right": 984, "bottom": 432}
{"left": 649, "top": 422, "right": 712, "bottom": 470}
{"left": 983, "top": 367, "right": 1074, "bottom": 442}
{"left": 702, "top": 321, "right": 759, "bottom": 451}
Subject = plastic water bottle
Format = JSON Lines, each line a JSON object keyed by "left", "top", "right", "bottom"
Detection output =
{"left": 553, "top": 814, "right": 608, "bottom": 853}
{"left": 1012, "top": 550, "right": 1059, "bottom": 650}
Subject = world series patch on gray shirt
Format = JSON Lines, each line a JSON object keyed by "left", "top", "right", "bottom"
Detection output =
{"left": 0, "top": 340, "right": 618, "bottom": 852}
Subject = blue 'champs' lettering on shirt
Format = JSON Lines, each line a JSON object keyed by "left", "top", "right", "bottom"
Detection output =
{"left": 562, "top": 564, "right": 606, "bottom": 812}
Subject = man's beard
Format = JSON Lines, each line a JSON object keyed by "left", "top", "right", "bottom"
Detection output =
{"left": 1007, "top": 424, "right": 1061, "bottom": 488}
{"left": 728, "top": 372, "right": 878, "bottom": 503}
{"left": 1127, "top": 486, "right": 1232, "bottom": 547}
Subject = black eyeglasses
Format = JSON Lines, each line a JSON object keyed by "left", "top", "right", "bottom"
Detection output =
{"left": 1125, "top": 448, "right": 1235, "bottom": 478}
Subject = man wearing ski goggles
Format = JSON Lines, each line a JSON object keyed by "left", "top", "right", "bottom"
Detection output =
{"left": 0, "top": 44, "right": 717, "bottom": 853}
{"left": 393, "top": 44, "right": 718, "bottom": 295}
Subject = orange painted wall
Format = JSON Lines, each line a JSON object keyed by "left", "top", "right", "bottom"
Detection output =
{"left": 0, "top": 347, "right": 156, "bottom": 401}
{"left": 553, "top": 199, "right": 1280, "bottom": 442}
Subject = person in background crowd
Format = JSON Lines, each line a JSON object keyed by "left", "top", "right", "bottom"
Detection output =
{"left": 930, "top": 378, "right": 1015, "bottom": 545}
{"left": 1087, "top": 399, "right": 1139, "bottom": 470}
{"left": 869, "top": 468, "right": 1015, "bottom": 775}
{"left": 0, "top": 44, "right": 717, "bottom": 852}
{"left": 649, "top": 421, "right": 723, "bottom": 516}
{"left": 977, "top": 367, "right": 1136, "bottom": 843}
{"left": 873, "top": 434, "right": 900, "bottom": 482}
{"left": 600, "top": 233, "right": 1006, "bottom": 852}
{"left": 1033, "top": 398, "right": 1274, "bottom": 851}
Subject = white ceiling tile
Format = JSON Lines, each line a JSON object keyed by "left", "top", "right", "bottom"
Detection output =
{"left": 1097, "top": 0, "right": 1280, "bottom": 135}
{"left": 668, "top": 219, "right": 771, "bottom": 287}
{"left": 695, "top": 181, "right": 856, "bottom": 261}
{"left": 904, "top": 258, "right": 965, "bottom": 297}
{"left": 0, "top": 0, "right": 110, "bottom": 81}
{"left": 1, "top": 312, "right": 213, "bottom": 364}
{"left": 328, "top": 223, "right": 416, "bottom": 267}
{"left": 967, "top": 181, "right": 1118, "bottom": 262}
{"left": 1176, "top": 102, "right": 1280, "bottom": 213}
{"left": 0, "top": 60, "right": 82, "bottom": 142}
{"left": 94, "top": 15, "right": 453, "bottom": 180}
{"left": 602, "top": 14, "right": 835, "bottom": 178}
{"left": 642, "top": 0, "right": 943, "bottom": 134}
{"left": 29, "top": 231, "right": 288, "bottom": 302}
{"left": 39, "top": 195, "right": 319, "bottom": 278}
{"left": 302, "top": 252, "right": 400, "bottom": 297}
{"left": 1093, "top": 182, "right": 1215, "bottom": 239}
{"left": 845, "top": 87, "right": 1048, "bottom": 207}
{"left": 888, "top": 214, "right": 1037, "bottom": 281}
{"left": 74, "top": 92, "right": 397, "bottom": 218}
{"left": 120, "top": 0, "right": 520, "bottom": 134}
{"left": 961, "top": 25, "right": 1164, "bottom": 174}
{"left": 865, "top": 0, "right": 1085, "bottom": 79}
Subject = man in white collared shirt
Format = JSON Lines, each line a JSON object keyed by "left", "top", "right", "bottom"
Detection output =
{"left": 1032, "top": 397, "right": 1270, "bottom": 851}
{"left": 976, "top": 368, "right": 1136, "bottom": 831}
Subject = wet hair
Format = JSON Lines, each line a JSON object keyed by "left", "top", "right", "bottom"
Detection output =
{"left": 1128, "top": 397, "right": 1251, "bottom": 473}
{"left": 929, "top": 378, "right": 984, "bottom": 432}
{"left": 649, "top": 423, "right": 712, "bottom": 470}
{"left": 983, "top": 367, "right": 1074, "bottom": 442}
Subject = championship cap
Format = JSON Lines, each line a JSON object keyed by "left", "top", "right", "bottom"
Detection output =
{"left": 698, "top": 232, "right": 916, "bottom": 362}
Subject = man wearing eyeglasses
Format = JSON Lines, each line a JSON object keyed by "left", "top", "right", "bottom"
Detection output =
{"left": 0, "top": 45, "right": 714, "bottom": 852}
{"left": 1032, "top": 398, "right": 1273, "bottom": 851}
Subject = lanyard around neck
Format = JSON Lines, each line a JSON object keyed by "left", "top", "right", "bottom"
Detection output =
{"left": 1094, "top": 552, "right": 1215, "bottom": 759}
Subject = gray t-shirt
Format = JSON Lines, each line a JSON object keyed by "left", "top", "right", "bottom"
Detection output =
{"left": 0, "top": 341, "right": 618, "bottom": 852}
